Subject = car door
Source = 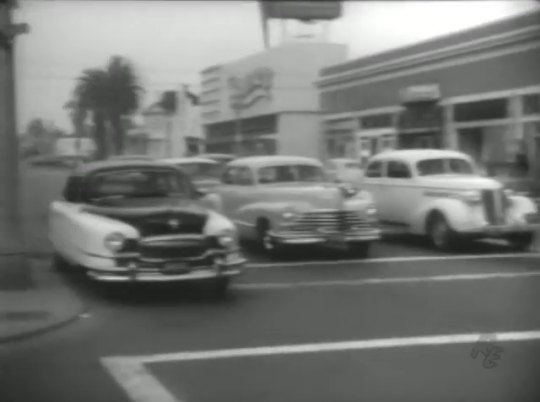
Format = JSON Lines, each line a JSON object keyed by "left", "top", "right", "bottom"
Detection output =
{"left": 49, "top": 176, "right": 85, "bottom": 262}
{"left": 362, "top": 159, "right": 387, "bottom": 216}
{"left": 215, "top": 166, "right": 255, "bottom": 233}
{"left": 383, "top": 160, "right": 416, "bottom": 224}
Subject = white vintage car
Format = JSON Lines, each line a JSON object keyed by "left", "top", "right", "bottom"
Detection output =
{"left": 48, "top": 159, "right": 246, "bottom": 293}
{"left": 362, "top": 149, "right": 540, "bottom": 251}
{"left": 162, "top": 157, "right": 222, "bottom": 192}
{"left": 212, "top": 156, "right": 381, "bottom": 257}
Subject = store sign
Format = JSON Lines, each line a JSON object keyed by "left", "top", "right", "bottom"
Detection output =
{"left": 261, "top": 1, "right": 342, "bottom": 21}
{"left": 228, "top": 67, "right": 274, "bottom": 110}
{"left": 399, "top": 85, "right": 441, "bottom": 104}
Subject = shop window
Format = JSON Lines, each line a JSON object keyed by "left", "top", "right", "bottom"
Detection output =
{"left": 522, "top": 94, "right": 540, "bottom": 115}
{"left": 454, "top": 98, "right": 508, "bottom": 122}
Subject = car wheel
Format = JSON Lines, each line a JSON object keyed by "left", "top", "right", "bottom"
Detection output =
{"left": 508, "top": 233, "right": 535, "bottom": 252}
{"left": 213, "top": 277, "right": 231, "bottom": 298}
{"left": 348, "top": 241, "right": 371, "bottom": 259}
{"left": 428, "top": 214, "right": 458, "bottom": 251}
{"left": 53, "top": 252, "right": 71, "bottom": 272}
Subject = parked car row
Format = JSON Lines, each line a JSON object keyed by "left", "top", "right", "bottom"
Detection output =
{"left": 49, "top": 149, "right": 539, "bottom": 294}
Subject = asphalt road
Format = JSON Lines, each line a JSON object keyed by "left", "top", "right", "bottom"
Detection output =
{"left": 2, "top": 237, "right": 540, "bottom": 402}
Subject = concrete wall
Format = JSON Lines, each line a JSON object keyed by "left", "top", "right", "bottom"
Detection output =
{"left": 277, "top": 112, "right": 321, "bottom": 159}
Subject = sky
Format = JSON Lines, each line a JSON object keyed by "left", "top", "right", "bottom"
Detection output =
{"left": 13, "top": 0, "right": 540, "bottom": 133}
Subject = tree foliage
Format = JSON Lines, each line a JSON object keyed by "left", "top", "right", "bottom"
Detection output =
{"left": 70, "top": 56, "right": 141, "bottom": 159}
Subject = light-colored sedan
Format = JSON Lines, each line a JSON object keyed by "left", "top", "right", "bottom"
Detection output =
{"left": 211, "top": 155, "right": 381, "bottom": 257}
{"left": 48, "top": 159, "right": 246, "bottom": 293}
{"left": 362, "top": 149, "right": 540, "bottom": 251}
{"left": 163, "top": 157, "right": 222, "bottom": 191}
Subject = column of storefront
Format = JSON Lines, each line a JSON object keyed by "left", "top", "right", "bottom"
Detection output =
{"left": 443, "top": 104, "right": 457, "bottom": 150}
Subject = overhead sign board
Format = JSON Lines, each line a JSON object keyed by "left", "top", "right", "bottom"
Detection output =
{"left": 228, "top": 67, "right": 274, "bottom": 111}
{"left": 399, "top": 84, "right": 441, "bottom": 104}
{"left": 261, "top": 1, "right": 342, "bottom": 21}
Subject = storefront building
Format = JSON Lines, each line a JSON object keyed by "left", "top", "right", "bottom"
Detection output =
{"left": 200, "top": 42, "right": 347, "bottom": 158}
{"left": 317, "top": 10, "right": 540, "bottom": 180}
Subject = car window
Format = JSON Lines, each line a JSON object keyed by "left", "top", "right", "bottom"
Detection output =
{"left": 85, "top": 169, "right": 192, "bottom": 201}
{"left": 63, "top": 176, "right": 83, "bottom": 203}
{"left": 387, "top": 161, "right": 412, "bottom": 179}
{"left": 221, "top": 166, "right": 254, "bottom": 185}
{"left": 417, "top": 158, "right": 474, "bottom": 176}
{"left": 365, "top": 161, "right": 383, "bottom": 178}
{"left": 257, "top": 164, "right": 326, "bottom": 184}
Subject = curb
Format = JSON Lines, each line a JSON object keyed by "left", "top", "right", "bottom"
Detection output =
{"left": 0, "top": 306, "right": 86, "bottom": 344}
{"left": 0, "top": 258, "right": 88, "bottom": 344}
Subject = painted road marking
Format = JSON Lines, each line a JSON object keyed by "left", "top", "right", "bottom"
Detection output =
{"left": 248, "top": 252, "right": 540, "bottom": 269}
{"left": 101, "top": 329, "right": 540, "bottom": 402}
{"left": 235, "top": 270, "right": 540, "bottom": 290}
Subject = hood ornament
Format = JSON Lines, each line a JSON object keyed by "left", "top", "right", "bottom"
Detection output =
{"left": 168, "top": 218, "right": 181, "bottom": 229}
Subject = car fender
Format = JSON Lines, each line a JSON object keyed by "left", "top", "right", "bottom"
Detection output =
{"left": 508, "top": 194, "right": 537, "bottom": 215}
{"left": 410, "top": 198, "right": 470, "bottom": 235}
{"left": 201, "top": 192, "right": 223, "bottom": 213}
{"left": 63, "top": 209, "right": 139, "bottom": 265}
{"left": 204, "top": 209, "right": 236, "bottom": 235}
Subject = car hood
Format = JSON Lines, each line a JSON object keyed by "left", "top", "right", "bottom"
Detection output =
{"left": 193, "top": 178, "right": 220, "bottom": 190}
{"left": 260, "top": 182, "right": 363, "bottom": 209}
{"left": 417, "top": 175, "right": 502, "bottom": 191}
{"left": 83, "top": 197, "right": 209, "bottom": 236}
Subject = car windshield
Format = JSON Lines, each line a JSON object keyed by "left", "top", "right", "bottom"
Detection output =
{"left": 86, "top": 169, "right": 191, "bottom": 201}
{"left": 416, "top": 158, "right": 475, "bottom": 176}
{"left": 258, "top": 164, "right": 327, "bottom": 184}
{"left": 176, "top": 162, "right": 221, "bottom": 180}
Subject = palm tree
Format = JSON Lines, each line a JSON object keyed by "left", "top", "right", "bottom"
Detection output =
{"left": 72, "top": 56, "right": 141, "bottom": 159}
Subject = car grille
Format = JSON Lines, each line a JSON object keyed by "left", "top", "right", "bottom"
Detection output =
{"left": 138, "top": 236, "right": 208, "bottom": 260}
{"left": 295, "top": 210, "right": 375, "bottom": 233}
{"left": 481, "top": 189, "right": 508, "bottom": 225}
{"left": 119, "top": 212, "right": 208, "bottom": 237}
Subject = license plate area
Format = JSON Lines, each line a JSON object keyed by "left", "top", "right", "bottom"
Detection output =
{"left": 161, "top": 262, "right": 191, "bottom": 275}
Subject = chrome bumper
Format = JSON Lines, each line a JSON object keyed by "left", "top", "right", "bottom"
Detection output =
{"left": 270, "top": 228, "right": 381, "bottom": 245}
{"left": 462, "top": 223, "right": 540, "bottom": 237}
{"left": 86, "top": 249, "right": 247, "bottom": 283}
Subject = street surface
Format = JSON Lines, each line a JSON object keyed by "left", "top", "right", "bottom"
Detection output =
{"left": 2, "top": 237, "right": 540, "bottom": 402}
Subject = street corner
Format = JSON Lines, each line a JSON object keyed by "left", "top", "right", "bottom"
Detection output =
{"left": 0, "top": 257, "right": 87, "bottom": 343}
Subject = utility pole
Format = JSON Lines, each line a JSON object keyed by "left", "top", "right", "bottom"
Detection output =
{"left": 0, "top": 0, "right": 30, "bottom": 280}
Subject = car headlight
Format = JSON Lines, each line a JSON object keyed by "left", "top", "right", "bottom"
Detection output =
{"left": 217, "top": 229, "right": 237, "bottom": 249}
{"left": 458, "top": 190, "right": 482, "bottom": 204}
{"left": 281, "top": 209, "right": 300, "bottom": 220}
{"left": 366, "top": 203, "right": 377, "bottom": 216}
{"left": 104, "top": 232, "right": 127, "bottom": 252}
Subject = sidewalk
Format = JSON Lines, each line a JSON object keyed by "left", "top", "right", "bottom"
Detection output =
{"left": 0, "top": 257, "right": 86, "bottom": 343}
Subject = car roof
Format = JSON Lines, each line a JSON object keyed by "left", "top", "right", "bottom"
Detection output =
{"left": 229, "top": 155, "right": 322, "bottom": 168}
{"left": 328, "top": 158, "right": 360, "bottom": 164}
{"left": 199, "top": 153, "right": 236, "bottom": 159}
{"left": 72, "top": 159, "right": 176, "bottom": 176}
{"left": 162, "top": 157, "right": 218, "bottom": 165}
{"left": 369, "top": 149, "right": 469, "bottom": 163}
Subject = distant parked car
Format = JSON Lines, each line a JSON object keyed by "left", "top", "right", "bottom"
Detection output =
{"left": 362, "top": 149, "right": 540, "bottom": 251}
{"left": 198, "top": 153, "right": 236, "bottom": 166}
{"left": 108, "top": 155, "right": 154, "bottom": 161}
{"left": 163, "top": 157, "right": 222, "bottom": 191}
{"left": 325, "top": 158, "right": 364, "bottom": 185}
{"left": 211, "top": 155, "right": 381, "bottom": 257}
{"left": 48, "top": 159, "right": 246, "bottom": 294}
